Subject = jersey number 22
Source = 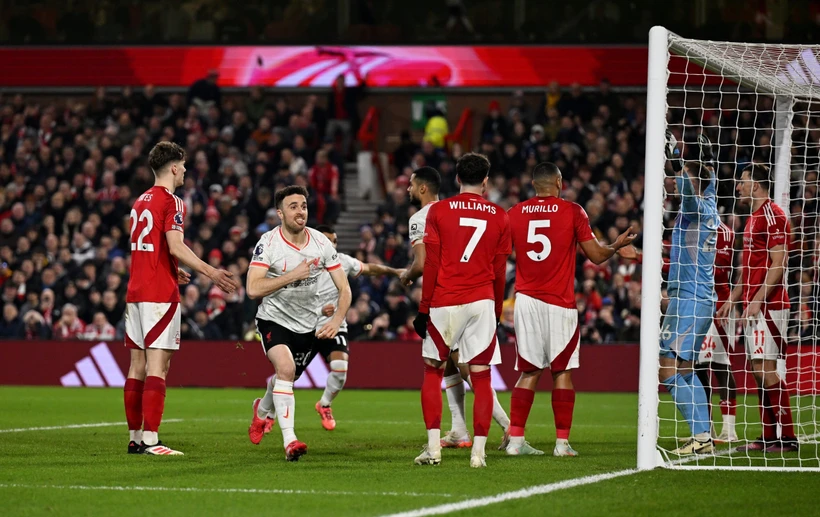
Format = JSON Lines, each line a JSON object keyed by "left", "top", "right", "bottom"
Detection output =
{"left": 130, "top": 209, "right": 155, "bottom": 252}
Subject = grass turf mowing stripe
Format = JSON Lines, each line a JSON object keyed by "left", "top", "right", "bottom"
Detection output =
{"left": 0, "top": 419, "right": 183, "bottom": 433}
{"left": 0, "top": 483, "right": 455, "bottom": 498}
{"left": 377, "top": 469, "right": 638, "bottom": 517}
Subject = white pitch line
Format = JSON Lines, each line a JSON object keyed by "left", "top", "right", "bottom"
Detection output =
{"left": 0, "top": 483, "right": 453, "bottom": 499}
{"left": 377, "top": 469, "right": 637, "bottom": 517}
{"left": 0, "top": 419, "right": 183, "bottom": 434}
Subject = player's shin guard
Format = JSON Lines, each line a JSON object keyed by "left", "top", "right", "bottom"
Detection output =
{"left": 769, "top": 380, "right": 796, "bottom": 439}
{"left": 273, "top": 379, "right": 297, "bottom": 447}
{"left": 444, "top": 374, "right": 468, "bottom": 435}
{"left": 552, "top": 389, "right": 576, "bottom": 440}
{"left": 320, "top": 360, "right": 348, "bottom": 407}
{"left": 141, "top": 376, "right": 166, "bottom": 446}
{"left": 509, "top": 387, "right": 535, "bottom": 439}
{"left": 422, "top": 364, "right": 444, "bottom": 450}
{"left": 124, "top": 378, "right": 144, "bottom": 443}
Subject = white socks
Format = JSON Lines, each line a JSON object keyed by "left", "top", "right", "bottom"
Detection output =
{"left": 142, "top": 431, "right": 158, "bottom": 446}
{"left": 491, "top": 388, "right": 511, "bottom": 430}
{"left": 509, "top": 435, "right": 525, "bottom": 447}
{"left": 129, "top": 430, "right": 142, "bottom": 443}
{"left": 444, "top": 374, "right": 468, "bottom": 436}
{"left": 260, "top": 375, "right": 276, "bottom": 418}
{"left": 427, "top": 429, "right": 441, "bottom": 452}
{"left": 319, "top": 360, "right": 348, "bottom": 407}
{"left": 472, "top": 436, "right": 487, "bottom": 457}
{"left": 721, "top": 414, "right": 736, "bottom": 434}
{"left": 272, "top": 379, "right": 297, "bottom": 447}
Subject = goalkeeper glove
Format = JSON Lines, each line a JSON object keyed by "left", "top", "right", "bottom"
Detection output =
{"left": 665, "top": 129, "right": 683, "bottom": 173}
{"left": 413, "top": 312, "right": 429, "bottom": 339}
{"left": 697, "top": 133, "right": 715, "bottom": 168}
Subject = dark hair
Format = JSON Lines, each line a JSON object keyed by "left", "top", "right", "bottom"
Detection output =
{"left": 315, "top": 224, "right": 335, "bottom": 235}
{"left": 684, "top": 161, "right": 712, "bottom": 193}
{"left": 275, "top": 185, "right": 309, "bottom": 209}
{"left": 148, "top": 142, "right": 186, "bottom": 175}
{"left": 532, "top": 162, "right": 562, "bottom": 185}
{"left": 744, "top": 163, "right": 771, "bottom": 193}
{"left": 412, "top": 166, "right": 441, "bottom": 194}
{"left": 455, "top": 153, "right": 491, "bottom": 186}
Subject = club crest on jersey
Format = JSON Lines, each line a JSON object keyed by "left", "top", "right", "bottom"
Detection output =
{"left": 174, "top": 211, "right": 184, "bottom": 225}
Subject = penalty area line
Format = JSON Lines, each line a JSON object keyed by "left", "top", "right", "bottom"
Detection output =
{"left": 0, "top": 483, "right": 454, "bottom": 498}
{"left": 0, "top": 419, "right": 184, "bottom": 434}
{"left": 377, "top": 469, "right": 638, "bottom": 517}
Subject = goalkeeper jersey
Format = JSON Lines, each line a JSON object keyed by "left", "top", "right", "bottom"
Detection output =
{"left": 667, "top": 172, "right": 719, "bottom": 303}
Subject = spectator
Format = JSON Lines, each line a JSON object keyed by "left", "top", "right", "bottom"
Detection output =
{"left": 83, "top": 311, "right": 116, "bottom": 340}
{"left": 53, "top": 303, "right": 85, "bottom": 339}
{"left": 0, "top": 303, "right": 22, "bottom": 338}
{"left": 21, "top": 310, "right": 51, "bottom": 339}
{"left": 187, "top": 69, "right": 221, "bottom": 110}
{"left": 423, "top": 102, "right": 449, "bottom": 149}
{"left": 326, "top": 73, "right": 364, "bottom": 157}
{"left": 308, "top": 149, "right": 341, "bottom": 224}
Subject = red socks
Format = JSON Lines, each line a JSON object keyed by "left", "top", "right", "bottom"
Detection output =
{"left": 142, "top": 376, "right": 167, "bottom": 433}
{"left": 421, "top": 364, "right": 443, "bottom": 430}
{"left": 509, "top": 387, "right": 535, "bottom": 437}
{"left": 720, "top": 399, "right": 737, "bottom": 416}
{"left": 471, "top": 369, "right": 493, "bottom": 438}
{"left": 124, "top": 378, "right": 144, "bottom": 432}
{"left": 552, "top": 389, "right": 576, "bottom": 440}
{"left": 768, "top": 381, "right": 795, "bottom": 439}
{"left": 759, "top": 387, "right": 778, "bottom": 440}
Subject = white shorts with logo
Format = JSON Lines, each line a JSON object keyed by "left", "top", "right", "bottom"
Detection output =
{"left": 697, "top": 316, "right": 734, "bottom": 366}
{"left": 125, "top": 302, "right": 181, "bottom": 351}
{"left": 422, "top": 299, "right": 501, "bottom": 365}
{"left": 744, "top": 309, "right": 788, "bottom": 361}
{"left": 513, "top": 293, "right": 580, "bottom": 372}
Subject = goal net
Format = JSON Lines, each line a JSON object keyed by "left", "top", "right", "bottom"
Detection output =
{"left": 638, "top": 26, "right": 820, "bottom": 471}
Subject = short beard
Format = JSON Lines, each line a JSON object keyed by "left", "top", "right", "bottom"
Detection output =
{"left": 408, "top": 194, "right": 421, "bottom": 207}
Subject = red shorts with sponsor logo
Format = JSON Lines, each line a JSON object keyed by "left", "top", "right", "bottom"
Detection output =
{"left": 125, "top": 302, "right": 181, "bottom": 351}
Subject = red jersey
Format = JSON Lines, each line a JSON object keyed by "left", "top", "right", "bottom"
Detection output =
{"left": 741, "top": 199, "right": 790, "bottom": 311}
{"left": 126, "top": 186, "right": 185, "bottom": 303}
{"left": 714, "top": 222, "right": 734, "bottom": 308}
{"left": 508, "top": 196, "right": 594, "bottom": 309}
{"left": 308, "top": 163, "right": 340, "bottom": 196}
{"left": 421, "top": 192, "right": 511, "bottom": 309}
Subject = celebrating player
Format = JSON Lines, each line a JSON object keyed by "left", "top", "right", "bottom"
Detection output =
{"left": 506, "top": 162, "right": 636, "bottom": 457}
{"left": 124, "top": 141, "right": 237, "bottom": 456}
{"left": 401, "top": 166, "right": 511, "bottom": 450}
{"left": 695, "top": 217, "right": 739, "bottom": 443}
{"left": 412, "top": 153, "right": 511, "bottom": 469}
{"left": 311, "top": 224, "right": 404, "bottom": 430}
{"left": 717, "top": 164, "right": 797, "bottom": 453}
{"left": 245, "top": 185, "right": 351, "bottom": 461}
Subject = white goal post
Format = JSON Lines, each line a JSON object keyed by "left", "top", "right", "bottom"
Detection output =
{"left": 639, "top": 26, "right": 820, "bottom": 471}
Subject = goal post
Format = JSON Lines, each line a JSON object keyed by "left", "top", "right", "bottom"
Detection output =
{"left": 639, "top": 26, "right": 820, "bottom": 470}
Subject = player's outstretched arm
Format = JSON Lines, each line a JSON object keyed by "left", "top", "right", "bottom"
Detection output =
{"left": 316, "top": 267, "right": 353, "bottom": 340}
{"left": 401, "top": 244, "right": 425, "bottom": 286}
{"left": 580, "top": 225, "right": 637, "bottom": 265}
{"left": 362, "top": 262, "right": 404, "bottom": 278}
{"left": 166, "top": 231, "right": 237, "bottom": 293}
{"left": 246, "top": 259, "right": 310, "bottom": 300}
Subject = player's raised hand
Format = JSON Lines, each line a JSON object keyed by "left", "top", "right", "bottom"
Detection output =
{"left": 665, "top": 129, "right": 683, "bottom": 173}
{"left": 291, "top": 259, "right": 312, "bottom": 281}
{"left": 321, "top": 303, "right": 335, "bottom": 317}
{"left": 616, "top": 245, "right": 641, "bottom": 261}
{"left": 211, "top": 268, "right": 238, "bottom": 294}
{"left": 613, "top": 225, "right": 638, "bottom": 250}
{"left": 316, "top": 320, "right": 340, "bottom": 340}
{"left": 177, "top": 269, "right": 191, "bottom": 285}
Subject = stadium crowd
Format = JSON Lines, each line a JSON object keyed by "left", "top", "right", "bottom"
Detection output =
{"left": 0, "top": 78, "right": 815, "bottom": 345}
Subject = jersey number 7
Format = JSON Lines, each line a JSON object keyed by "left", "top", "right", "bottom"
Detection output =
{"left": 459, "top": 217, "right": 486, "bottom": 262}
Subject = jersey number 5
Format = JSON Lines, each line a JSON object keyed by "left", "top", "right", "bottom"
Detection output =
{"left": 130, "top": 209, "right": 155, "bottom": 252}
{"left": 526, "top": 220, "right": 551, "bottom": 262}
{"left": 459, "top": 217, "right": 487, "bottom": 262}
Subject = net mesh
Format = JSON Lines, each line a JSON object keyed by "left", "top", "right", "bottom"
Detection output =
{"left": 656, "top": 33, "right": 820, "bottom": 469}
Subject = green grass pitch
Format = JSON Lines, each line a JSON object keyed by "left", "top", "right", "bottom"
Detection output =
{"left": 1, "top": 387, "right": 819, "bottom": 516}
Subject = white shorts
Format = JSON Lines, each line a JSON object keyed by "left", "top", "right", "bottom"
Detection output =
{"left": 513, "top": 293, "right": 580, "bottom": 372}
{"left": 125, "top": 302, "right": 181, "bottom": 351}
{"left": 697, "top": 316, "right": 734, "bottom": 366}
{"left": 422, "top": 299, "right": 501, "bottom": 365}
{"left": 744, "top": 309, "right": 788, "bottom": 361}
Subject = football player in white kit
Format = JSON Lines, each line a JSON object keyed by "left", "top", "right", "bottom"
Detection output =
{"left": 400, "top": 166, "right": 511, "bottom": 450}
{"left": 245, "top": 185, "right": 352, "bottom": 461}
{"left": 311, "top": 225, "right": 405, "bottom": 430}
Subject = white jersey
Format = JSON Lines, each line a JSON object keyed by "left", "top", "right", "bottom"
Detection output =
{"left": 315, "top": 252, "right": 363, "bottom": 334}
{"left": 250, "top": 226, "right": 342, "bottom": 334}
{"left": 409, "top": 201, "right": 437, "bottom": 247}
